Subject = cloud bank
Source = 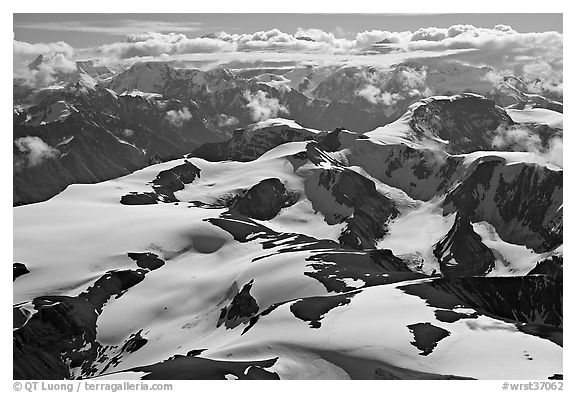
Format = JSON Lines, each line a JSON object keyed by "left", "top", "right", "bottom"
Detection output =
{"left": 165, "top": 107, "right": 193, "bottom": 127}
{"left": 354, "top": 65, "right": 433, "bottom": 107}
{"left": 14, "top": 136, "right": 60, "bottom": 172}
{"left": 243, "top": 90, "right": 288, "bottom": 122}
{"left": 491, "top": 125, "right": 563, "bottom": 167}
{"left": 13, "top": 40, "right": 78, "bottom": 88}
{"left": 13, "top": 24, "right": 562, "bottom": 92}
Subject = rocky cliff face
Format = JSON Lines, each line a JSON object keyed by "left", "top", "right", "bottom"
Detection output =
{"left": 14, "top": 269, "right": 148, "bottom": 379}
{"left": 444, "top": 156, "right": 562, "bottom": 252}
{"left": 192, "top": 124, "right": 317, "bottom": 162}
{"left": 401, "top": 275, "right": 562, "bottom": 329}
{"left": 231, "top": 178, "right": 298, "bottom": 220}
{"left": 13, "top": 85, "right": 227, "bottom": 205}
{"left": 433, "top": 213, "right": 496, "bottom": 277}
{"left": 409, "top": 94, "right": 514, "bottom": 153}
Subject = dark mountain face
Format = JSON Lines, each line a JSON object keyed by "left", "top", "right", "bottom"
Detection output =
{"left": 13, "top": 85, "right": 228, "bottom": 205}
{"left": 231, "top": 178, "right": 298, "bottom": 220}
{"left": 313, "top": 167, "right": 399, "bottom": 249}
{"left": 410, "top": 94, "right": 514, "bottom": 153}
{"left": 401, "top": 275, "right": 562, "bottom": 336}
{"left": 191, "top": 124, "right": 318, "bottom": 162}
{"left": 443, "top": 157, "right": 562, "bottom": 252}
{"left": 433, "top": 214, "right": 496, "bottom": 277}
{"left": 105, "top": 62, "right": 405, "bottom": 133}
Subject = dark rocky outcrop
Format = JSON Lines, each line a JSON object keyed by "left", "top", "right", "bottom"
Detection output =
{"left": 231, "top": 178, "right": 298, "bottom": 220}
{"left": 120, "top": 160, "right": 201, "bottom": 205}
{"left": 125, "top": 354, "right": 280, "bottom": 380}
{"left": 121, "top": 330, "right": 148, "bottom": 354}
{"left": 13, "top": 263, "right": 29, "bottom": 281}
{"left": 311, "top": 166, "right": 399, "bottom": 249}
{"left": 444, "top": 157, "right": 563, "bottom": 252}
{"left": 407, "top": 322, "right": 451, "bottom": 355}
{"left": 316, "top": 127, "right": 345, "bottom": 152}
{"left": 14, "top": 269, "right": 146, "bottom": 379}
{"left": 400, "top": 276, "right": 562, "bottom": 328}
{"left": 120, "top": 192, "right": 159, "bottom": 205}
{"left": 191, "top": 125, "right": 316, "bottom": 162}
{"left": 410, "top": 94, "right": 514, "bottom": 153}
{"left": 127, "top": 252, "right": 165, "bottom": 270}
{"left": 528, "top": 255, "right": 563, "bottom": 277}
{"left": 152, "top": 160, "right": 201, "bottom": 202}
{"left": 433, "top": 213, "right": 496, "bottom": 277}
{"left": 304, "top": 249, "right": 425, "bottom": 293}
{"left": 217, "top": 280, "right": 259, "bottom": 329}
{"left": 290, "top": 293, "right": 355, "bottom": 328}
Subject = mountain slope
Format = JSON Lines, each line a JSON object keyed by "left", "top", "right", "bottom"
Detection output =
{"left": 14, "top": 129, "right": 562, "bottom": 379}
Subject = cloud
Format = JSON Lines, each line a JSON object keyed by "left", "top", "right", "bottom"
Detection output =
{"left": 354, "top": 29, "right": 411, "bottom": 47}
{"left": 491, "top": 125, "right": 563, "bottom": 167}
{"left": 447, "top": 24, "right": 477, "bottom": 38}
{"left": 542, "top": 137, "right": 563, "bottom": 168}
{"left": 492, "top": 125, "right": 542, "bottom": 152}
{"left": 165, "top": 107, "right": 193, "bottom": 127}
{"left": 13, "top": 40, "right": 78, "bottom": 88}
{"left": 100, "top": 34, "right": 236, "bottom": 60}
{"left": 243, "top": 90, "right": 288, "bottom": 122}
{"left": 483, "top": 68, "right": 563, "bottom": 98}
{"left": 215, "top": 114, "right": 239, "bottom": 128}
{"left": 395, "top": 66, "right": 432, "bottom": 96}
{"left": 356, "top": 85, "right": 402, "bottom": 106}
{"left": 13, "top": 40, "right": 74, "bottom": 60}
{"left": 411, "top": 27, "right": 448, "bottom": 42}
{"left": 94, "top": 27, "right": 351, "bottom": 62}
{"left": 354, "top": 64, "right": 432, "bottom": 106}
{"left": 14, "top": 136, "right": 60, "bottom": 171}
{"left": 33, "top": 63, "right": 57, "bottom": 88}
{"left": 122, "top": 129, "right": 135, "bottom": 137}
{"left": 13, "top": 24, "right": 562, "bottom": 93}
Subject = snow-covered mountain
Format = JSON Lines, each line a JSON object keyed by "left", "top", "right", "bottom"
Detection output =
{"left": 13, "top": 35, "right": 564, "bottom": 383}
{"left": 14, "top": 91, "right": 562, "bottom": 380}
{"left": 13, "top": 80, "right": 229, "bottom": 205}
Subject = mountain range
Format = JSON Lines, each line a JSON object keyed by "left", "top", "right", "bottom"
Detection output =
{"left": 13, "top": 55, "right": 563, "bottom": 380}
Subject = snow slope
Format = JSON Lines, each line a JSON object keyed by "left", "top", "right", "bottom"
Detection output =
{"left": 507, "top": 108, "right": 563, "bottom": 129}
{"left": 14, "top": 135, "right": 562, "bottom": 380}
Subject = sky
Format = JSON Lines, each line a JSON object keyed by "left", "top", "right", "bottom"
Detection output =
{"left": 14, "top": 14, "right": 562, "bottom": 48}
{"left": 12, "top": 12, "right": 564, "bottom": 93}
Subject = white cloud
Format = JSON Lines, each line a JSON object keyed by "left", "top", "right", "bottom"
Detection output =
{"left": 354, "top": 65, "right": 432, "bottom": 106}
{"left": 14, "top": 136, "right": 60, "bottom": 171}
{"left": 354, "top": 29, "right": 411, "bottom": 47}
{"left": 12, "top": 24, "right": 562, "bottom": 94}
{"left": 165, "top": 107, "right": 193, "bottom": 127}
{"left": 215, "top": 114, "right": 239, "bottom": 128}
{"left": 13, "top": 40, "right": 74, "bottom": 60}
{"left": 100, "top": 34, "right": 236, "bottom": 60}
{"left": 491, "top": 125, "right": 563, "bottom": 167}
{"left": 397, "top": 66, "right": 429, "bottom": 92}
{"left": 357, "top": 85, "right": 402, "bottom": 106}
{"left": 411, "top": 27, "right": 448, "bottom": 42}
{"left": 447, "top": 24, "right": 477, "bottom": 38}
{"left": 243, "top": 90, "right": 288, "bottom": 122}
{"left": 13, "top": 40, "right": 78, "bottom": 88}
{"left": 543, "top": 137, "right": 563, "bottom": 168}
{"left": 492, "top": 125, "right": 542, "bottom": 152}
